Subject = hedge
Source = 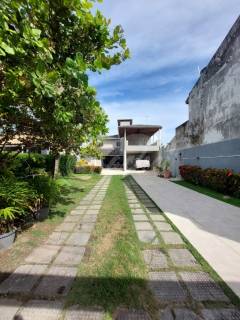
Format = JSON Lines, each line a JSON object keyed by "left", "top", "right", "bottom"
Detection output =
{"left": 179, "top": 165, "right": 240, "bottom": 198}
{"left": 75, "top": 165, "right": 102, "bottom": 174}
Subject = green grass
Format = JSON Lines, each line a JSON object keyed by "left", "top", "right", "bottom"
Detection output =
{"left": 67, "top": 176, "right": 158, "bottom": 319}
{"left": 174, "top": 180, "right": 240, "bottom": 208}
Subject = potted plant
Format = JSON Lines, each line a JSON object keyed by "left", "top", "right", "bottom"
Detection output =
{"left": 0, "top": 207, "right": 18, "bottom": 251}
{"left": 31, "top": 175, "right": 60, "bottom": 221}
{"left": 157, "top": 160, "right": 172, "bottom": 179}
{"left": 0, "top": 177, "right": 35, "bottom": 250}
{"left": 163, "top": 160, "right": 172, "bottom": 178}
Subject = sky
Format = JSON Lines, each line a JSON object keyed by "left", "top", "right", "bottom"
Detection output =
{"left": 89, "top": 1, "right": 240, "bottom": 144}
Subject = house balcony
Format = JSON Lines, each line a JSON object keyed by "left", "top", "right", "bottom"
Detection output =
{"left": 126, "top": 141, "right": 160, "bottom": 154}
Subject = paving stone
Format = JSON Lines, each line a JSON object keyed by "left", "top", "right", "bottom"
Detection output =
{"left": 128, "top": 199, "right": 139, "bottom": 204}
{"left": 174, "top": 308, "right": 201, "bottom": 319}
{"left": 25, "top": 245, "right": 60, "bottom": 264}
{"left": 46, "top": 232, "right": 70, "bottom": 245}
{"left": 148, "top": 271, "right": 187, "bottom": 302}
{"left": 180, "top": 272, "right": 229, "bottom": 302}
{"left": 132, "top": 208, "right": 145, "bottom": 214}
{"left": 143, "top": 249, "right": 168, "bottom": 269}
{"left": 129, "top": 203, "right": 142, "bottom": 209}
{"left": 115, "top": 309, "right": 150, "bottom": 320}
{"left": 88, "top": 205, "right": 101, "bottom": 210}
{"left": 145, "top": 207, "right": 160, "bottom": 214}
{"left": 154, "top": 222, "right": 172, "bottom": 231}
{"left": 161, "top": 232, "right": 184, "bottom": 245}
{"left": 0, "top": 299, "right": 22, "bottom": 320}
{"left": 64, "top": 215, "right": 82, "bottom": 223}
{"left": 71, "top": 209, "right": 86, "bottom": 215}
{"left": 0, "top": 264, "right": 47, "bottom": 294}
{"left": 66, "top": 232, "right": 91, "bottom": 246}
{"left": 201, "top": 308, "right": 240, "bottom": 319}
{"left": 53, "top": 246, "right": 85, "bottom": 266}
{"left": 85, "top": 209, "right": 99, "bottom": 215}
{"left": 134, "top": 222, "right": 153, "bottom": 231}
{"left": 133, "top": 215, "right": 148, "bottom": 221}
{"left": 150, "top": 214, "right": 165, "bottom": 222}
{"left": 143, "top": 203, "right": 156, "bottom": 208}
{"left": 137, "top": 230, "right": 159, "bottom": 244}
{"left": 17, "top": 299, "right": 64, "bottom": 320}
{"left": 65, "top": 305, "right": 105, "bottom": 320}
{"left": 159, "top": 308, "right": 201, "bottom": 320}
{"left": 75, "top": 206, "right": 88, "bottom": 210}
{"left": 34, "top": 266, "right": 77, "bottom": 297}
{"left": 81, "top": 215, "right": 98, "bottom": 223}
{"left": 55, "top": 222, "right": 76, "bottom": 232}
{"left": 169, "top": 249, "right": 198, "bottom": 267}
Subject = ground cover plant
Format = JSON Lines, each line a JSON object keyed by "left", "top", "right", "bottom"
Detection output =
{"left": 179, "top": 165, "right": 240, "bottom": 198}
{"left": 174, "top": 180, "right": 240, "bottom": 208}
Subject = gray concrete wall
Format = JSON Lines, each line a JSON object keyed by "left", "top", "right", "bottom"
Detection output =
{"left": 165, "top": 138, "right": 240, "bottom": 176}
{"left": 171, "top": 16, "right": 240, "bottom": 149}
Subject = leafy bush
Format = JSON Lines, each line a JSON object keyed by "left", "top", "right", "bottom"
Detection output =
{"left": 30, "top": 175, "right": 60, "bottom": 207}
{"left": 75, "top": 165, "right": 102, "bottom": 174}
{"left": 179, "top": 165, "right": 240, "bottom": 198}
{"left": 3, "top": 153, "right": 56, "bottom": 177}
{"left": 0, "top": 177, "right": 37, "bottom": 233}
{"left": 59, "top": 154, "right": 77, "bottom": 176}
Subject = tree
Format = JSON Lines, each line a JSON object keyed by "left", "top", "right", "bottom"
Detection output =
{"left": 0, "top": 0, "right": 129, "bottom": 158}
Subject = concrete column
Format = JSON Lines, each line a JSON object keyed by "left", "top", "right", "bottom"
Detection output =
{"left": 123, "top": 128, "right": 127, "bottom": 171}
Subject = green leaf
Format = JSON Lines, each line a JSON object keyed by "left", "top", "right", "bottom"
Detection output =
{"left": 0, "top": 42, "right": 15, "bottom": 55}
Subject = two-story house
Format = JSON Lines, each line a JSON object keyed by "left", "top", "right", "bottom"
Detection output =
{"left": 101, "top": 119, "right": 162, "bottom": 170}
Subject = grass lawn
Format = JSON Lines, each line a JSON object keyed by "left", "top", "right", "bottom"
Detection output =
{"left": 174, "top": 180, "right": 240, "bottom": 208}
{"left": 0, "top": 173, "right": 101, "bottom": 282}
{"left": 67, "top": 175, "right": 158, "bottom": 319}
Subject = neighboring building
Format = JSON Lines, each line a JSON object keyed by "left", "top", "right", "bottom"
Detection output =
{"left": 101, "top": 119, "right": 162, "bottom": 170}
{"left": 166, "top": 15, "right": 240, "bottom": 175}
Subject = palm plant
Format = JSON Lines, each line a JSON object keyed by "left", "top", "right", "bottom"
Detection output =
{"left": 0, "top": 177, "right": 37, "bottom": 233}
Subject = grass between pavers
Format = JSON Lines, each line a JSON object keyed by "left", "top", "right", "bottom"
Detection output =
{"left": 129, "top": 176, "right": 240, "bottom": 308}
{"left": 0, "top": 173, "right": 101, "bottom": 283}
{"left": 67, "top": 175, "right": 158, "bottom": 319}
{"left": 174, "top": 180, "right": 240, "bottom": 208}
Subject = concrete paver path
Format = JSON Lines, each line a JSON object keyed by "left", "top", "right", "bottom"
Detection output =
{"left": 0, "top": 176, "right": 111, "bottom": 319}
{"left": 132, "top": 174, "right": 240, "bottom": 298}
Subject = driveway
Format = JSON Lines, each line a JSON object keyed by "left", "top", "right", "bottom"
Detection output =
{"left": 132, "top": 174, "right": 240, "bottom": 298}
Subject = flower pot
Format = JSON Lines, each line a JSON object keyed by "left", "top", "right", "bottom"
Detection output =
{"left": 163, "top": 170, "right": 172, "bottom": 179}
{"left": 0, "top": 230, "right": 16, "bottom": 251}
{"left": 36, "top": 207, "right": 49, "bottom": 221}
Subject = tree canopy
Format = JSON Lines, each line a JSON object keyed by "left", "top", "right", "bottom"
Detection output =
{"left": 0, "top": 0, "right": 129, "bottom": 155}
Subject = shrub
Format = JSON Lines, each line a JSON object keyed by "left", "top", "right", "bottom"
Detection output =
{"left": 59, "top": 154, "right": 77, "bottom": 176}
{"left": 30, "top": 175, "right": 60, "bottom": 207}
{"left": 75, "top": 165, "right": 102, "bottom": 174}
{"left": 0, "top": 176, "right": 37, "bottom": 233}
{"left": 4, "top": 153, "right": 56, "bottom": 177}
{"left": 179, "top": 165, "right": 240, "bottom": 198}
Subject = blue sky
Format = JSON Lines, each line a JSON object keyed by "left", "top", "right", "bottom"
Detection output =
{"left": 89, "top": 1, "right": 240, "bottom": 144}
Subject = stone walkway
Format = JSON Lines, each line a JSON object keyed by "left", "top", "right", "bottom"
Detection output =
{"left": 132, "top": 174, "right": 240, "bottom": 299}
{"left": 124, "top": 177, "right": 240, "bottom": 320}
{"left": 0, "top": 176, "right": 111, "bottom": 320}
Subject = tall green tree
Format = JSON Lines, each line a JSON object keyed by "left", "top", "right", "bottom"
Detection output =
{"left": 0, "top": 0, "right": 129, "bottom": 156}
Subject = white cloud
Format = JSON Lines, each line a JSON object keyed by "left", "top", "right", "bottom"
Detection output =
{"left": 90, "top": 1, "right": 240, "bottom": 143}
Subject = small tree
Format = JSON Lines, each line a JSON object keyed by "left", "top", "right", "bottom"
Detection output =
{"left": 0, "top": 0, "right": 129, "bottom": 161}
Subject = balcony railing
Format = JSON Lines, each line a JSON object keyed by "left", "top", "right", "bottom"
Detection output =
{"left": 126, "top": 140, "right": 160, "bottom": 153}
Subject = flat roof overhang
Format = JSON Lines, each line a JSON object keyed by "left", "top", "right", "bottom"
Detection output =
{"left": 118, "top": 125, "right": 162, "bottom": 137}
